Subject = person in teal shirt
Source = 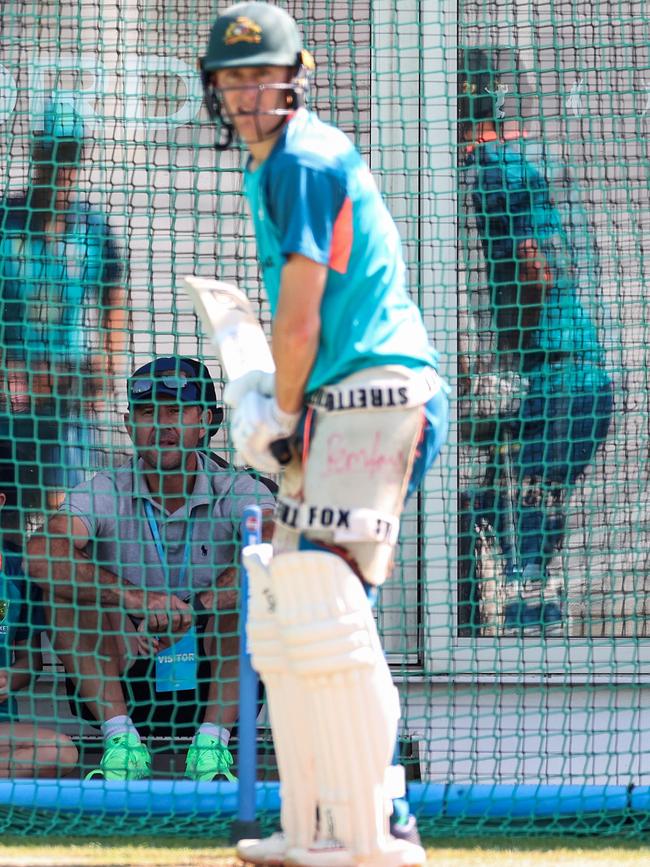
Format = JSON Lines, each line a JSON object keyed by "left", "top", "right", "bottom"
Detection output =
{"left": 459, "top": 48, "right": 613, "bottom": 634}
{"left": 0, "top": 445, "right": 78, "bottom": 777}
{"left": 200, "top": 5, "right": 448, "bottom": 866}
{"left": 0, "top": 91, "right": 126, "bottom": 510}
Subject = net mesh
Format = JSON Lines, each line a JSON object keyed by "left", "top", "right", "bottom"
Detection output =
{"left": 0, "top": 0, "right": 648, "bottom": 839}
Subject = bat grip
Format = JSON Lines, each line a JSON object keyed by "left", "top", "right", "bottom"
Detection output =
{"left": 270, "top": 437, "right": 292, "bottom": 465}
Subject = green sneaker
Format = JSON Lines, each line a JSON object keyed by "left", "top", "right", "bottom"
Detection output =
{"left": 185, "top": 734, "right": 237, "bottom": 782}
{"left": 86, "top": 732, "right": 152, "bottom": 781}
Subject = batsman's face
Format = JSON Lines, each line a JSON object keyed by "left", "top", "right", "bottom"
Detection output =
{"left": 214, "top": 65, "right": 292, "bottom": 144}
{"left": 127, "top": 400, "right": 208, "bottom": 472}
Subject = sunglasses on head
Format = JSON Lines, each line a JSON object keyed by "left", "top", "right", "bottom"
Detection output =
{"left": 128, "top": 375, "right": 198, "bottom": 401}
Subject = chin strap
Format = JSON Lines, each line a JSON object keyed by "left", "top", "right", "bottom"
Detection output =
{"left": 213, "top": 121, "right": 235, "bottom": 152}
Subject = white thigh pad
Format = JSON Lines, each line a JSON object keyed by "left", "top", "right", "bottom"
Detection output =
{"left": 270, "top": 550, "right": 402, "bottom": 858}
{"left": 276, "top": 496, "right": 400, "bottom": 547}
{"left": 243, "top": 544, "right": 317, "bottom": 849}
{"left": 275, "top": 394, "right": 426, "bottom": 586}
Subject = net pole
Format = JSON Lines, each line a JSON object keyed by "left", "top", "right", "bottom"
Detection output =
{"left": 231, "top": 504, "right": 263, "bottom": 840}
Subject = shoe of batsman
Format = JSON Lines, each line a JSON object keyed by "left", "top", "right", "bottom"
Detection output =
{"left": 236, "top": 805, "right": 422, "bottom": 865}
{"left": 237, "top": 832, "right": 353, "bottom": 866}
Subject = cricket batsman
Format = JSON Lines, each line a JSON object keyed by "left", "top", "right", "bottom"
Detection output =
{"left": 199, "top": 4, "right": 449, "bottom": 864}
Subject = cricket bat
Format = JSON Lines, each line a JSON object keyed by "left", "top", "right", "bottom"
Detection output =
{"left": 183, "top": 276, "right": 275, "bottom": 380}
{"left": 183, "top": 276, "right": 292, "bottom": 465}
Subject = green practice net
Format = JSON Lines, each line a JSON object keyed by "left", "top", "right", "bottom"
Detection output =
{"left": 0, "top": 0, "right": 648, "bottom": 840}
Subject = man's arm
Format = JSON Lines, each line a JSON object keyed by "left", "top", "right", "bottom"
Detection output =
{"left": 95, "top": 219, "right": 128, "bottom": 380}
{"left": 26, "top": 513, "right": 123, "bottom": 606}
{"left": 198, "top": 509, "right": 275, "bottom": 612}
{"left": 26, "top": 514, "right": 192, "bottom": 631}
{"left": 101, "top": 284, "right": 129, "bottom": 376}
{"left": 516, "top": 238, "right": 552, "bottom": 333}
{"left": 88, "top": 284, "right": 128, "bottom": 408}
{"left": 478, "top": 158, "right": 552, "bottom": 342}
{"left": 273, "top": 254, "right": 328, "bottom": 414}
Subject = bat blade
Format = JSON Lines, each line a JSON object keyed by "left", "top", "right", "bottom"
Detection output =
{"left": 183, "top": 276, "right": 275, "bottom": 381}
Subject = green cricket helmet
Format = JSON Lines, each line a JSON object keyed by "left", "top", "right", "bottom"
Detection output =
{"left": 199, "top": 1, "right": 315, "bottom": 149}
{"left": 31, "top": 90, "right": 87, "bottom": 166}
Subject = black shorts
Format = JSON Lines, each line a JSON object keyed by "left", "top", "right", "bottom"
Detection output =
{"left": 65, "top": 596, "right": 263, "bottom": 738}
{"left": 65, "top": 630, "right": 216, "bottom": 738}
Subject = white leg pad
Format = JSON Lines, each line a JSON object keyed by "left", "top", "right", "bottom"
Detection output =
{"left": 243, "top": 544, "right": 317, "bottom": 850}
{"left": 270, "top": 550, "right": 401, "bottom": 859}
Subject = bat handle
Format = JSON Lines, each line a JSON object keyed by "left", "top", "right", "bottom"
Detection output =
{"left": 270, "top": 437, "right": 293, "bottom": 465}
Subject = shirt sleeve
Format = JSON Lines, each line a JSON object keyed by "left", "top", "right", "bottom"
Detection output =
{"left": 505, "top": 173, "right": 535, "bottom": 242}
{"left": 58, "top": 473, "right": 115, "bottom": 538}
{"left": 266, "top": 155, "right": 348, "bottom": 265}
{"left": 221, "top": 472, "right": 276, "bottom": 531}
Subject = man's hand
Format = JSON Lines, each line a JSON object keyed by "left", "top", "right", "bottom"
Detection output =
{"left": 228, "top": 390, "right": 299, "bottom": 473}
{"left": 144, "top": 593, "right": 193, "bottom": 635}
{"left": 123, "top": 587, "right": 193, "bottom": 634}
{"left": 135, "top": 621, "right": 161, "bottom": 656}
{"left": 0, "top": 669, "right": 8, "bottom": 704}
{"left": 134, "top": 622, "right": 177, "bottom": 656}
{"left": 458, "top": 368, "right": 529, "bottom": 444}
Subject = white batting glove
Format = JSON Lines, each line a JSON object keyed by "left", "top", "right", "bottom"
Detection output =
{"left": 231, "top": 390, "right": 300, "bottom": 473}
{"left": 223, "top": 370, "right": 275, "bottom": 409}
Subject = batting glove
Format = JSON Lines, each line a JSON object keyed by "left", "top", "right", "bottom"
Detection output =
{"left": 230, "top": 390, "right": 300, "bottom": 473}
{"left": 223, "top": 370, "right": 275, "bottom": 408}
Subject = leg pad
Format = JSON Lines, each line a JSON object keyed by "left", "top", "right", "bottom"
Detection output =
{"left": 244, "top": 544, "right": 317, "bottom": 850}
{"left": 270, "top": 550, "right": 401, "bottom": 858}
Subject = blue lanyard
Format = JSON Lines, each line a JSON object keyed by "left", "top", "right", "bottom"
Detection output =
{"left": 143, "top": 500, "right": 193, "bottom": 590}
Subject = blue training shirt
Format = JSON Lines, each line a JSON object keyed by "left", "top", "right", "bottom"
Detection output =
{"left": 0, "top": 194, "right": 122, "bottom": 365}
{"left": 463, "top": 136, "right": 606, "bottom": 374}
{"left": 244, "top": 109, "right": 437, "bottom": 392}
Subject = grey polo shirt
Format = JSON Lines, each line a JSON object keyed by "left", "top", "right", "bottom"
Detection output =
{"left": 59, "top": 453, "right": 275, "bottom": 601}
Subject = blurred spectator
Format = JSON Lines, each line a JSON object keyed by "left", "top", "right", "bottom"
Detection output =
{"left": 27, "top": 356, "right": 275, "bottom": 781}
{"left": 458, "top": 48, "right": 613, "bottom": 635}
{"left": 0, "top": 90, "right": 127, "bottom": 511}
{"left": 0, "top": 445, "right": 77, "bottom": 777}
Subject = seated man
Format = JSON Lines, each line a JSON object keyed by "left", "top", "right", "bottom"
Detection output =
{"left": 26, "top": 356, "right": 275, "bottom": 781}
{"left": 0, "top": 446, "right": 78, "bottom": 778}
